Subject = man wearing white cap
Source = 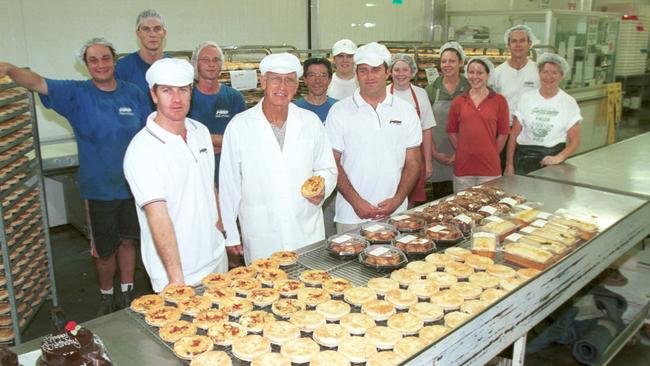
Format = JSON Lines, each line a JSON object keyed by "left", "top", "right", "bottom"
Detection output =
{"left": 325, "top": 42, "right": 422, "bottom": 233}
{"left": 124, "top": 58, "right": 228, "bottom": 292}
{"left": 219, "top": 53, "right": 337, "bottom": 264}
{"left": 0, "top": 38, "right": 151, "bottom": 314}
{"left": 327, "top": 39, "right": 358, "bottom": 100}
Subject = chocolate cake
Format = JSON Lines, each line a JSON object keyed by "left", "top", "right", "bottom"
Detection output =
{"left": 40, "top": 322, "right": 105, "bottom": 366}
{"left": 0, "top": 346, "right": 18, "bottom": 366}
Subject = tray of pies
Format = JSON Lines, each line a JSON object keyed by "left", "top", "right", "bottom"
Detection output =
{"left": 359, "top": 222, "right": 398, "bottom": 244}
{"left": 325, "top": 233, "right": 369, "bottom": 259}
{"left": 423, "top": 222, "right": 464, "bottom": 248}
{"left": 359, "top": 244, "right": 407, "bottom": 271}
{"left": 394, "top": 233, "right": 435, "bottom": 258}
{"left": 388, "top": 214, "right": 425, "bottom": 233}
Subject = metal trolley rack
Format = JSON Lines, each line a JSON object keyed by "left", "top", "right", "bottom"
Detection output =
{"left": 0, "top": 76, "right": 59, "bottom": 345}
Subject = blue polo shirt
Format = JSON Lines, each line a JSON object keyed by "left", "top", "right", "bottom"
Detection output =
{"left": 115, "top": 52, "right": 169, "bottom": 102}
{"left": 40, "top": 79, "right": 151, "bottom": 200}
{"left": 293, "top": 97, "right": 337, "bottom": 122}
{"left": 189, "top": 85, "right": 246, "bottom": 184}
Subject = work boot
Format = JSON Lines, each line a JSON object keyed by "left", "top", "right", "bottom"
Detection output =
{"left": 97, "top": 294, "right": 114, "bottom": 316}
{"left": 119, "top": 289, "right": 134, "bottom": 310}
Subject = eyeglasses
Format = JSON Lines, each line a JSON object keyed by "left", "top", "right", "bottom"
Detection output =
{"left": 265, "top": 76, "right": 298, "bottom": 87}
{"left": 198, "top": 57, "right": 221, "bottom": 64}
{"left": 305, "top": 72, "right": 329, "bottom": 79}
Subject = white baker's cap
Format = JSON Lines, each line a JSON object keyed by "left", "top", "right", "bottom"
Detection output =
{"left": 259, "top": 53, "right": 303, "bottom": 78}
{"left": 354, "top": 42, "right": 391, "bottom": 67}
{"left": 145, "top": 58, "right": 194, "bottom": 89}
{"left": 332, "top": 39, "right": 357, "bottom": 56}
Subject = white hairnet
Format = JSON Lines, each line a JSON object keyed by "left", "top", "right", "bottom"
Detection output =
{"left": 191, "top": 41, "right": 224, "bottom": 79}
{"left": 440, "top": 41, "right": 466, "bottom": 62}
{"left": 504, "top": 24, "right": 537, "bottom": 45}
{"left": 136, "top": 9, "right": 165, "bottom": 29}
{"left": 76, "top": 37, "right": 115, "bottom": 63}
{"left": 389, "top": 53, "right": 417, "bottom": 79}
{"left": 537, "top": 53, "right": 570, "bottom": 76}
{"left": 465, "top": 56, "right": 495, "bottom": 75}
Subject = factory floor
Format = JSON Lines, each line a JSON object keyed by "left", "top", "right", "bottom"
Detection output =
{"left": 15, "top": 102, "right": 650, "bottom": 364}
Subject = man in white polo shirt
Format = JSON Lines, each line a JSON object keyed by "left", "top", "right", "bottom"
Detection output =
{"left": 124, "top": 58, "right": 228, "bottom": 292}
{"left": 327, "top": 39, "right": 358, "bottom": 100}
{"left": 325, "top": 42, "right": 422, "bottom": 234}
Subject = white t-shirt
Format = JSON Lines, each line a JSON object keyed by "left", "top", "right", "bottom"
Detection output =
{"left": 386, "top": 84, "right": 436, "bottom": 130}
{"left": 327, "top": 73, "right": 358, "bottom": 100}
{"left": 492, "top": 60, "right": 540, "bottom": 124}
{"left": 325, "top": 91, "right": 422, "bottom": 224}
{"left": 124, "top": 113, "right": 228, "bottom": 292}
{"left": 514, "top": 89, "right": 583, "bottom": 147}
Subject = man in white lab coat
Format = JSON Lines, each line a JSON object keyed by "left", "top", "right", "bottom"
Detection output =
{"left": 219, "top": 53, "right": 338, "bottom": 264}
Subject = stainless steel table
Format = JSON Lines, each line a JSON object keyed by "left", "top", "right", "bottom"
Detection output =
{"left": 529, "top": 132, "right": 650, "bottom": 199}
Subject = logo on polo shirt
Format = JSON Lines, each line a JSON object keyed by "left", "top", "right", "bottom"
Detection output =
{"left": 119, "top": 107, "right": 134, "bottom": 116}
{"left": 199, "top": 148, "right": 208, "bottom": 153}
{"left": 214, "top": 109, "right": 231, "bottom": 118}
{"left": 389, "top": 119, "right": 402, "bottom": 125}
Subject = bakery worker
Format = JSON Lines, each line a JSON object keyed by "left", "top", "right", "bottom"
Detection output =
{"left": 294, "top": 58, "right": 337, "bottom": 122}
{"left": 219, "top": 53, "right": 338, "bottom": 264}
{"left": 189, "top": 41, "right": 246, "bottom": 186}
{"left": 325, "top": 42, "right": 422, "bottom": 234}
{"left": 124, "top": 58, "right": 228, "bottom": 292}
{"left": 0, "top": 38, "right": 151, "bottom": 314}
{"left": 115, "top": 9, "right": 168, "bottom": 100}
{"left": 327, "top": 39, "right": 358, "bottom": 100}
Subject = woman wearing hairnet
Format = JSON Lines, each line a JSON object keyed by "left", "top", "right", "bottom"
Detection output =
{"left": 446, "top": 57, "right": 510, "bottom": 192}
{"left": 505, "top": 53, "right": 582, "bottom": 175}
{"left": 387, "top": 53, "right": 435, "bottom": 206}
{"left": 425, "top": 42, "right": 470, "bottom": 198}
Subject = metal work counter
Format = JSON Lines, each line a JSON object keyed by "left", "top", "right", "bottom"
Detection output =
{"left": 13, "top": 175, "right": 650, "bottom": 366}
{"left": 529, "top": 132, "right": 650, "bottom": 199}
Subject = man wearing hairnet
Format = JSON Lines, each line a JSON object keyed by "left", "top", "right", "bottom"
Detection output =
{"left": 116, "top": 9, "right": 168, "bottom": 101}
{"left": 0, "top": 38, "right": 151, "bottom": 315}
{"left": 188, "top": 41, "right": 246, "bottom": 187}
{"left": 219, "top": 53, "right": 337, "bottom": 264}
{"left": 124, "top": 58, "right": 229, "bottom": 292}
{"left": 325, "top": 43, "right": 422, "bottom": 233}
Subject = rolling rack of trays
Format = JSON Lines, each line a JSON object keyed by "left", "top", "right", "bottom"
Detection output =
{"left": 0, "top": 75, "right": 59, "bottom": 345}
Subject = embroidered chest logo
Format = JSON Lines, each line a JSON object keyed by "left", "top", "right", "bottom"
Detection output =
{"left": 389, "top": 119, "right": 402, "bottom": 125}
{"left": 214, "top": 109, "right": 231, "bottom": 118}
{"left": 118, "top": 107, "right": 134, "bottom": 116}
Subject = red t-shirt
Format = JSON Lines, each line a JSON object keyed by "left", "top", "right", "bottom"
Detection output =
{"left": 446, "top": 88, "right": 510, "bottom": 177}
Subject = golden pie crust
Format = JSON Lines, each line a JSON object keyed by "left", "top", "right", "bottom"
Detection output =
{"left": 419, "top": 325, "right": 450, "bottom": 344}
{"left": 130, "top": 294, "right": 164, "bottom": 313}
{"left": 161, "top": 285, "right": 195, "bottom": 304}
{"left": 159, "top": 320, "right": 198, "bottom": 343}
{"left": 193, "top": 308, "right": 229, "bottom": 329}
{"left": 408, "top": 302, "right": 444, "bottom": 322}
{"left": 364, "top": 325, "right": 403, "bottom": 349}
{"left": 313, "top": 323, "right": 350, "bottom": 347}
{"left": 444, "top": 247, "right": 472, "bottom": 262}
{"left": 468, "top": 272, "right": 500, "bottom": 289}
{"left": 228, "top": 266, "right": 257, "bottom": 280}
{"left": 301, "top": 175, "right": 325, "bottom": 198}
{"left": 426, "top": 272, "right": 458, "bottom": 289}
{"left": 481, "top": 288, "right": 507, "bottom": 303}
{"left": 219, "top": 297, "right": 254, "bottom": 317}
{"left": 407, "top": 279, "right": 439, "bottom": 299}
{"left": 274, "top": 279, "right": 305, "bottom": 297}
{"left": 449, "top": 282, "right": 483, "bottom": 300}
{"left": 262, "top": 320, "right": 301, "bottom": 345}
{"left": 500, "top": 276, "right": 525, "bottom": 291}
{"left": 177, "top": 295, "right": 213, "bottom": 317}
{"left": 339, "top": 313, "right": 375, "bottom": 335}
{"left": 203, "top": 286, "right": 236, "bottom": 304}
{"left": 288, "top": 310, "right": 326, "bottom": 332}
{"left": 366, "top": 351, "right": 405, "bottom": 366}
{"left": 338, "top": 335, "right": 379, "bottom": 363}
{"left": 406, "top": 261, "right": 438, "bottom": 276}
{"left": 229, "top": 278, "right": 261, "bottom": 295}
{"left": 246, "top": 288, "right": 280, "bottom": 307}
{"left": 517, "top": 267, "right": 541, "bottom": 280}
{"left": 271, "top": 298, "right": 307, "bottom": 319}
{"left": 322, "top": 277, "right": 353, "bottom": 296}
{"left": 173, "top": 335, "right": 214, "bottom": 360}
{"left": 361, "top": 299, "right": 396, "bottom": 321}
{"left": 201, "top": 273, "right": 230, "bottom": 288}
{"left": 460, "top": 299, "right": 489, "bottom": 315}
{"left": 429, "top": 290, "right": 464, "bottom": 311}
{"left": 239, "top": 310, "right": 276, "bottom": 333}
{"left": 316, "top": 299, "right": 351, "bottom": 321}
{"left": 270, "top": 251, "right": 299, "bottom": 266}
{"left": 343, "top": 286, "right": 377, "bottom": 306}
{"left": 393, "top": 336, "right": 426, "bottom": 359}
{"left": 190, "top": 350, "right": 232, "bottom": 366}
{"left": 297, "top": 287, "right": 331, "bottom": 306}
{"left": 444, "top": 261, "right": 474, "bottom": 279}
{"left": 257, "top": 268, "right": 288, "bottom": 286}
{"left": 486, "top": 264, "right": 517, "bottom": 279}
{"left": 145, "top": 305, "right": 182, "bottom": 327}
{"left": 464, "top": 254, "right": 495, "bottom": 270}
{"left": 232, "top": 334, "right": 272, "bottom": 362}
{"left": 310, "top": 351, "right": 351, "bottom": 366}
{"left": 387, "top": 312, "right": 423, "bottom": 335}
{"left": 251, "top": 258, "right": 280, "bottom": 272}
{"left": 385, "top": 289, "right": 418, "bottom": 310}
{"left": 444, "top": 311, "right": 471, "bottom": 328}
{"left": 425, "top": 253, "right": 455, "bottom": 268}
{"left": 299, "top": 269, "right": 331, "bottom": 286}
{"left": 367, "top": 277, "right": 400, "bottom": 295}
{"left": 207, "top": 321, "right": 247, "bottom": 346}
{"left": 281, "top": 337, "right": 321, "bottom": 364}
{"left": 251, "top": 352, "right": 291, "bottom": 366}
{"left": 390, "top": 268, "right": 421, "bottom": 285}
